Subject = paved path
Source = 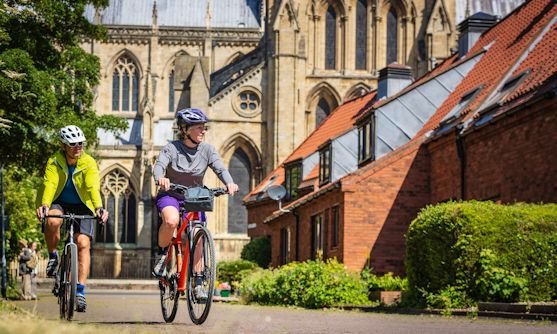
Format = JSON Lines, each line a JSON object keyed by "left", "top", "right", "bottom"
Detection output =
{"left": 14, "top": 290, "right": 557, "bottom": 334}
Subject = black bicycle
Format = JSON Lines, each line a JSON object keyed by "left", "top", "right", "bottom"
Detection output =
{"left": 42, "top": 212, "right": 101, "bottom": 321}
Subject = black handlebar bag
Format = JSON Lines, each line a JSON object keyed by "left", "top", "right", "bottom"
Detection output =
{"left": 183, "top": 186, "right": 214, "bottom": 212}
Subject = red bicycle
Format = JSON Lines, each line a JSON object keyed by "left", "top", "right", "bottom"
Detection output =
{"left": 158, "top": 183, "right": 227, "bottom": 324}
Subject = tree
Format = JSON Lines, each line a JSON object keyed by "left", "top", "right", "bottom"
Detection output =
{"left": 0, "top": 1, "right": 126, "bottom": 171}
{"left": 0, "top": 1, "right": 126, "bottom": 262}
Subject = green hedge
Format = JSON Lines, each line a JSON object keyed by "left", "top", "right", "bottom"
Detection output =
{"left": 361, "top": 270, "right": 408, "bottom": 292}
{"left": 406, "top": 201, "right": 557, "bottom": 306}
{"left": 216, "top": 259, "right": 258, "bottom": 291}
{"left": 241, "top": 259, "right": 369, "bottom": 308}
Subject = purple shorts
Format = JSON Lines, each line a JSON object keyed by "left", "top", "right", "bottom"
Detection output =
{"left": 156, "top": 194, "right": 181, "bottom": 213}
{"left": 156, "top": 194, "right": 207, "bottom": 222}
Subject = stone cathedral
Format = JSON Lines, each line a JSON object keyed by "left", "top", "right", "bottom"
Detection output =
{"left": 81, "top": 0, "right": 523, "bottom": 278}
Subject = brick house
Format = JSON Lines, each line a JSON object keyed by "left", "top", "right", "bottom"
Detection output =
{"left": 245, "top": 0, "right": 556, "bottom": 275}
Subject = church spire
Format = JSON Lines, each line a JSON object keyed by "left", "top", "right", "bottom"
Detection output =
{"left": 152, "top": 0, "right": 158, "bottom": 27}
{"left": 206, "top": 0, "right": 212, "bottom": 29}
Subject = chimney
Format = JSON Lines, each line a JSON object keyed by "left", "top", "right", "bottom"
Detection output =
{"left": 377, "top": 64, "right": 413, "bottom": 100}
{"left": 458, "top": 12, "right": 497, "bottom": 58}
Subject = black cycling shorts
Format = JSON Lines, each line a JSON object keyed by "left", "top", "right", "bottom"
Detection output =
{"left": 49, "top": 203, "right": 96, "bottom": 238}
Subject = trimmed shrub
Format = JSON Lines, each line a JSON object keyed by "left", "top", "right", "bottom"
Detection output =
{"left": 361, "top": 270, "right": 408, "bottom": 292}
{"left": 241, "top": 258, "right": 369, "bottom": 308}
{"left": 240, "top": 268, "right": 279, "bottom": 304}
{"left": 216, "top": 259, "right": 258, "bottom": 292}
{"left": 240, "top": 237, "right": 271, "bottom": 268}
{"left": 406, "top": 201, "right": 557, "bottom": 307}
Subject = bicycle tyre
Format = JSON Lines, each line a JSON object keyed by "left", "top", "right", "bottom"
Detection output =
{"left": 160, "top": 243, "right": 180, "bottom": 322}
{"left": 66, "top": 244, "right": 78, "bottom": 320}
{"left": 59, "top": 244, "right": 78, "bottom": 320}
{"left": 186, "top": 226, "right": 216, "bottom": 325}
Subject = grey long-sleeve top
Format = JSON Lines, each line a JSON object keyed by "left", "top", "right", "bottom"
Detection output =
{"left": 153, "top": 140, "right": 234, "bottom": 198}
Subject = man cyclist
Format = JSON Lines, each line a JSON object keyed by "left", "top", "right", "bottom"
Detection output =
{"left": 152, "top": 108, "right": 238, "bottom": 300}
{"left": 36, "top": 125, "right": 108, "bottom": 312}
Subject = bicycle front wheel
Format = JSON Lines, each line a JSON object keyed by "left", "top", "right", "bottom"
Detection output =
{"left": 160, "top": 243, "right": 180, "bottom": 322}
{"left": 60, "top": 244, "right": 78, "bottom": 321}
{"left": 186, "top": 226, "right": 216, "bottom": 325}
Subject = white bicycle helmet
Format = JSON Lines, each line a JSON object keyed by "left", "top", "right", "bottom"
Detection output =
{"left": 59, "top": 125, "right": 86, "bottom": 145}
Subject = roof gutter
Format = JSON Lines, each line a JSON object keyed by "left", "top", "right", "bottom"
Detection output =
{"left": 263, "top": 182, "right": 341, "bottom": 224}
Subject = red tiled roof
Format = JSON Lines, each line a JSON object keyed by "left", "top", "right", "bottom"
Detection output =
{"left": 417, "top": 0, "right": 557, "bottom": 136}
{"left": 504, "top": 15, "right": 557, "bottom": 104}
{"left": 248, "top": 0, "right": 556, "bottom": 206}
{"left": 260, "top": 0, "right": 557, "bottom": 216}
{"left": 284, "top": 92, "right": 376, "bottom": 164}
{"left": 244, "top": 91, "right": 377, "bottom": 202}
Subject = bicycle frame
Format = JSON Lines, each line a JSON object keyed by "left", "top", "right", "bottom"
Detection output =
{"left": 171, "top": 210, "right": 207, "bottom": 293}
{"left": 158, "top": 183, "right": 225, "bottom": 324}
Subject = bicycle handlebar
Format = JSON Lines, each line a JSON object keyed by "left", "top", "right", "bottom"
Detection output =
{"left": 160, "top": 182, "right": 229, "bottom": 197}
{"left": 43, "top": 214, "right": 100, "bottom": 220}
{"left": 41, "top": 207, "right": 105, "bottom": 223}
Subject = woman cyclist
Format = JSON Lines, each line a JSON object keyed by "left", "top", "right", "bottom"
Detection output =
{"left": 36, "top": 125, "right": 108, "bottom": 312}
{"left": 152, "top": 108, "right": 238, "bottom": 299}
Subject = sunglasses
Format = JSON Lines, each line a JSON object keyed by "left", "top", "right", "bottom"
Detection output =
{"left": 67, "top": 142, "right": 84, "bottom": 147}
{"left": 188, "top": 125, "right": 209, "bottom": 131}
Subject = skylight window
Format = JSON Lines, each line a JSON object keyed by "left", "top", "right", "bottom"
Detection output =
{"left": 440, "top": 86, "right": 482, "bottom": 125}
{"left": 485, "top": 69, "right": 530, "bottom": 106}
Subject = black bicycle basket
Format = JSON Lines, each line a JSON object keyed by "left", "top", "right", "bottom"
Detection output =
{"left": 182, "top": 186, "right": 214, "bottom": 212}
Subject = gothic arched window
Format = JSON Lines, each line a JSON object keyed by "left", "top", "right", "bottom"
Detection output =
{"left": 316, "top": 98, "right": 331, "bottom": 127}
{"left": 112, "top": 55, "right": 139, "bottom": 112}
{"left": 169, "top": 69, "right": 175, "bottom": 113}
{"left": 227, "top": 148, "right": 251, "bottom": 234}
{"left": 355, "top": 0, "right": 368, "bottom": 70}
{"left": 97, "top": 169, "right": 137, "bottom": 244}
{"left": 386, "top": 8, "right": 398, "bottom": 65}
{"left": 325, "top": 6, "right": 337, "bottom": 70}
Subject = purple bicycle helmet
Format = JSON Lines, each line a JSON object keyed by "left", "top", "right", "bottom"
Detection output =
{"left": 176, "top": 108, "right": 209, "bottom": 126}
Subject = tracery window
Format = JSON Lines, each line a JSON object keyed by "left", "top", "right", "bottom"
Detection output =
{"left": 386, "top": 8, "right": 398, "bottom": 65}
{"left": 355, "top": 0, "right": 368, "bottom": 70}
{"left": 325, "top": 6, "right": 337, "bottom": 70}
{"left": 97, "top": 169, "right": 137, "bottom": 244}
{"left": 316, "top": 98, "right": 331, "bottom": 127}
{"left": 112, "top": 55, "right": 139, "bottom": 112}
{"left": 228, "top": 148, "right": 251, "bottom": 234}
{"left": 169, "top": 69, "right": 175, "bottom": 113}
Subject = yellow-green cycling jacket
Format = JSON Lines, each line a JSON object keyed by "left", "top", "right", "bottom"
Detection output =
{"left": 36, "top": 150, "right": 103, "bottom": 214}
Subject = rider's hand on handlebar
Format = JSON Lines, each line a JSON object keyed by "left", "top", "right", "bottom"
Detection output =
{"left": 96, "top": 208, "right": 109, "bottom": 224}
{"left": 226, "top": 183, "right": 239, "bottom": 196}
{"left": 36, "top": 205, "right": 49, "bottom": 221}
{"left": 157, "top": 177, "right": 171, "bottom": 191}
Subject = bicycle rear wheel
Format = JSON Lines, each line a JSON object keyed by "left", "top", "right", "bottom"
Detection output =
{"left": 186, "top": 226, "right": 216, "bottom": 325}
{"left": 160, "top": 243, "right": 180, "bottom": 322}
{"left": 60, "top": 244, "right": 78, "bottom": 320}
